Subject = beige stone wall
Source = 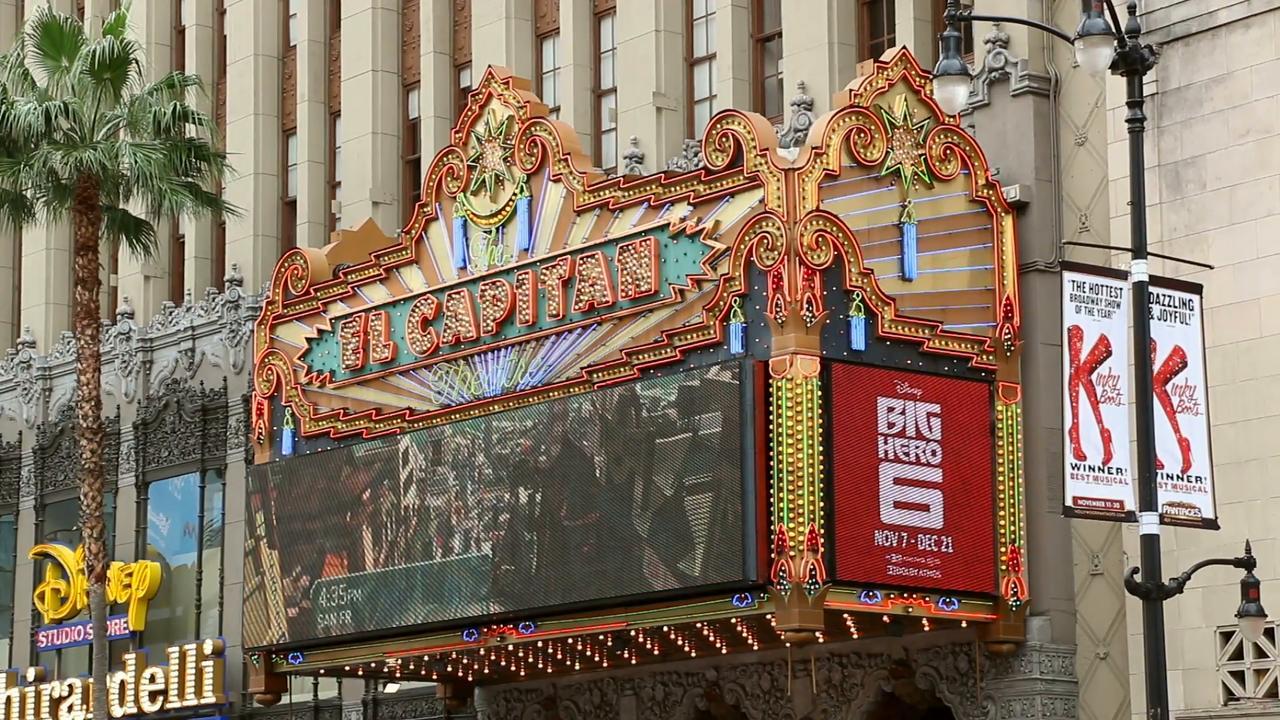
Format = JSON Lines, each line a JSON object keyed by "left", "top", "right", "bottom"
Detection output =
{"left": 1111, "top": 6, "right": 1280, "bottom": 718}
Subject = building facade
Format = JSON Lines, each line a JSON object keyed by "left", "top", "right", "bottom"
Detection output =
{"left": 0, "top": 0, "right": 1269, "bottom": 719}
{"left": 1111, "top": 2, "right": 1280, "bottom": 718}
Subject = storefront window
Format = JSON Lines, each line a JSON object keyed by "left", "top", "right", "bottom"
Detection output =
{"left": 0, "top": 512, "right": 16, "bottom": 665}
{"left": 143, "top": 469, "right": 225, "bottom": 658}
{"left": 36, "top": 494, "right": 116, "bottom": 677}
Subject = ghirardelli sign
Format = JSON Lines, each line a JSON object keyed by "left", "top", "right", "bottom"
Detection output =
{"left": 0, "top": 639, "right": 225, "bottom": 720}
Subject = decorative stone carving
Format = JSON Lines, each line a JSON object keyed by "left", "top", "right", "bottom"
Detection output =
{"left": 775, "top": 81, "right": 815, "bottom": 150}
{"left": 966, "top": 23, "right": 1052, "bottom": 111}
{"left": 378, "top": 689, "right": 449, "bottom": 720}
{"left": 481, "top": 641, "right": 1077, "bottom": 720}
{"left": 666, "top": 139, "right": 705, "bottom": 172}
{"left": 0, "top": 436, "right": 19, "bottom": 505}
{"left": 135, "top": 378, "right": 229, "bottom": 474}
{"left": 32, "top": 399, "right": 120, "bottom": 495}
{"left": 622, "top": 136, "right": 645, "bottom": 176}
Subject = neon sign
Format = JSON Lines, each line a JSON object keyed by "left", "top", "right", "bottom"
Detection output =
{"left": 299, "top": 220, "right": 717, "bottom": 387}
{"left": 30, "top": 543, "right": 161, "bottom": 633}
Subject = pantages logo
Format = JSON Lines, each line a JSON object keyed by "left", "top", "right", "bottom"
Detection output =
{"left": 29, "top": 544, "right": 161, "bottom": 633}
{"left": 0, "top": 639, "right": 225, "bottom": 720}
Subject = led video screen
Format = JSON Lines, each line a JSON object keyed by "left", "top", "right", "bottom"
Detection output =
{"left": 830, "top": 363, "right": 997, "bottom": 595}
{"left": 244, "top": 363, "right": 749, "bottom": 647}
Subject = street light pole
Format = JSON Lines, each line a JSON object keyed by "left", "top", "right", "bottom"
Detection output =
{"left": 931, "top": 3, "right": 1263, "bottom": 720}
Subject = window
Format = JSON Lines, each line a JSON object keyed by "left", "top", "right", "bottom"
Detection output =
{"left": 0, "top": 512, "right": 15, "bottom": 666}
{"left": 860, "top": 0, "right": 896, "bottom": 62}
{"left": 284, "top": 132, "right": 298, "bottom": 251}
{"left": 173, "top": 0, "right": 187, "bottom": 72}
{"left": 287, "top": 0, "right": 299, "bottom": 46}
{"left": 404, "top": 87, "right": 421, "bottom": 215}
{"left": 688, "top": 0, "right": 717, "bottom": 136}
{"left": 456, "top": 64, "right": 472, "bottom": 119}
{"left": 213, "top": 221, "right": 226, "bottom": 288}
{"left": 931, "top": 0, "right": 975, "bottom": 59}
{"left": 752, "top": 0, "right": 783, "bottom": 122}
{"left": 453, "top": 0, "right": 471, "bottom": 120}
{"left": 594, "top": 10, "right": 618, "bottom": 172}
{"left": 330, "top": 113, "right": 342, "bottom": 231}
{"left": 170, "top": 221, "right": 185, "bottom": 304}
{"left": 35, "top": 494, "right": 116, "bottom": 678}
{"left": 538, "top": 33, "right": 560, "bottom": 118}
{"left": 141, "top": 470, "right": 226, "bottom": 658}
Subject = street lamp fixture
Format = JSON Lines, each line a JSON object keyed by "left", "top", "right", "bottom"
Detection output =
{"left": 930, "top": 1, "right": 1264, "bottom": 719}
{"left": 1124, "top": 540, "right": 1269, "bottom": 644}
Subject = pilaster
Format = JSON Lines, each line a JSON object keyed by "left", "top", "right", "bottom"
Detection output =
{"left": 0, "top": 1, "right": 16, "bottom": 346}
{"left": 895, "top": 0, "right": 938, "bottom": 67}
{"left": 296, "top": 0, "right": 329, "bottom": 249}
{"left": 780, "top": 0, "right": 858, "bottom": 116}
{"left": 559, "top": 0, "right": 594, "bottom": 151}
{"left": 715, "top": 0, "right": 751, "bottom": 114}
{"left": 471, "top": 0, "right": 535, "bottom": 78}
{"left": 185, "top": 0, "right": 219, "bottom": 291}
{"left": 421, "top": 0, "right": 455, "bottom": 156}
{"left": 19, "top": 0, "right": 74, "bottom": 347}
{"left": 616, "top": 0, "right": 684, "bottom": 173}
{"left": 118, "top": 0, "right": 175, "bottom": 319}
{"left": 339, "top": 0, "right": 401, "bottom": 232}
{"left": 224, "top": 0, "right": 282, "bottom": 291}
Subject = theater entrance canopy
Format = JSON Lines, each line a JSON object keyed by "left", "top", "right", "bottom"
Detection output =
{"left": 245, "top": 47, "right": 1026, "bottom": 701}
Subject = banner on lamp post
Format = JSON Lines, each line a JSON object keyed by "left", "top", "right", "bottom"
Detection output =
{"left": 1149, "top": 276, "right": 1217, "bottom": 529}
{"left": 1061, "top": 263, "right": 1135, "bottom": 522}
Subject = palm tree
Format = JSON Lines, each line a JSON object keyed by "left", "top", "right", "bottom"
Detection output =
{"left": 0, "top": 6, "right": 234, "bottom": 708}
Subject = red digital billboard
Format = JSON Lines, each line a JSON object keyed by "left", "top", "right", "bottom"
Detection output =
{"left": 831, "top": 363, "right": 997, "bottom": 595}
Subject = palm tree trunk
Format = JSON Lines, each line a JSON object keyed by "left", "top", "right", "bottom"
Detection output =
{"left": 72, "top": 176, "right": 110, "bottom": 717}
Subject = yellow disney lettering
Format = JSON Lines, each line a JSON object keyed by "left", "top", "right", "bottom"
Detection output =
{"left": 29, "top": 544, "right": 162, "bottom": 632}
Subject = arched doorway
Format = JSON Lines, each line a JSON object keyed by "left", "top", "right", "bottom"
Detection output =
{"left": 862, "top": 660, "right": 958, "bottom": 720}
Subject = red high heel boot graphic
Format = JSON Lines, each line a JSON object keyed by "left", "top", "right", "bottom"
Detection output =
{"left": 1067, "top": 325, "right": 1115, "bottom": 465}
{"left": 1151, "top": 339, "right": 1193, "bottom": 475}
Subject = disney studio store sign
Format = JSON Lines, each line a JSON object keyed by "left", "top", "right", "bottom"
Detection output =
{"left": 1060, "top": 263, "right": 1218, "bottom": 529}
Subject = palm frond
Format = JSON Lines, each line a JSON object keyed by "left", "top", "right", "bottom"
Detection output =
{"left": 24, "top": 6, "right": 87, "bottom": 97}
{"left": 100, "top": 205, "right": 156, "bottom": 259}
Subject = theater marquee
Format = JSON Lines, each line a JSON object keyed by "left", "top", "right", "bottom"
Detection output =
{"left": 248, "top": 49, "right": 1028, "bottom": 689}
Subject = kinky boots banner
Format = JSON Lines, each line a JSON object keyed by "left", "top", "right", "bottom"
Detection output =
{"left": 1149, "top": 276, "right": 1217, "bottom": 529}
{"left": 1061, "top": 264, "right": 1134, "bottom": 521}
{"left": 1061, "top": 264, "right": 1217, "bottom": 529}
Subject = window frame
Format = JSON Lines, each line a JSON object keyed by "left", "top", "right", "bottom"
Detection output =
{"left": 403, "top": 86, "right": 422, "bottom": 217}
{"left": 536, "top": 31, "right": 561, "bottom": 118}
{"left": 858, "top": 0, "right": 896, "bottom": 63}
{"left": 750, "top": 0, "right": 783, "bottom": 123}
{"left": 329, "top": 113, "right": 341, "bottom": 233}
{"left": 283, "top": 131, "right": 299, "bottom": 251}
{"left": 593, "top": 9, "right": 618, "bottom": 173}
{"left": 686, "top": 0, "right": 717, "bottom": 138}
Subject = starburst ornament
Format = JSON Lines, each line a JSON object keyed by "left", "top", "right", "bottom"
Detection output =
{"left": 878, "top": 94, "right": 934, "bottom": 190}
{"left": 467, "top": 110, "right": 516, "bottom": 198}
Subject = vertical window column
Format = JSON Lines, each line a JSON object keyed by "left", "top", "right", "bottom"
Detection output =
{"left": 224, "top": 0, "right": 283, "bottom": 291}
{"left": 454, "top": 0, "right": 472, "bottom": 121}
{"left": 752, "top": 0, "right": 783, "bottom": 123}
{"left": 593, "top": 6, "right": 617, "bottom": 173}
{"left": 535, "top": 0, "right": 560, "bottom": 118}
{"left": 283, "top": 132, "right": 299, "bottom": 251}
{"left": 297, "top": 0, "right": 333, "bottom": 246}
{"left": 688, "top": 0, "right": 717, "bottom": 137}
{"left": 402, "top": 0, "right": 421, "bottom": 216}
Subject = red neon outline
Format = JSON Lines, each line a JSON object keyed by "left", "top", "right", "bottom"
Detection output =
{"left": 615, "top": 235, "right": 659, "bottom": 301}
{"left": 514, "top": 268, "right": 537, "bottom": 327}
{"left": 337, "top": 314, "right": 367, "bottom": 372}
{"left": 368, "top": 310, "right": 397, "bottom": 365}
{"left": 570, "top": 250, "right": 617, "bottom": 314}
{"left": 538, "top": 254, "right": 574, "bottom": 321}
{"left": 405, "top": 294, "right": 441, "bottom": 357}
{"left": 477, "top": 277, "right": 516, "bottom": 336}
{"left": 439, "top": 287, "right": 480, "bottom": 346}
